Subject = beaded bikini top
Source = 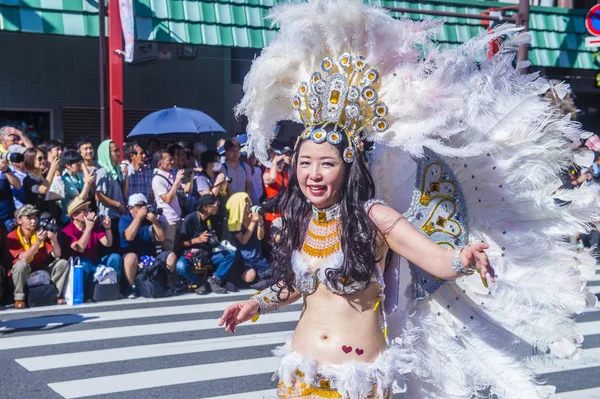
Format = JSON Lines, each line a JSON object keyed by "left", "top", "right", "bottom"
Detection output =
{"left": 292, "top": 199, "right": 387, "bottom": 296}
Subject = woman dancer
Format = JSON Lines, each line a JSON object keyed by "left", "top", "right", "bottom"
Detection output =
{"left": 219, "top": 1, "right": 599, "bottom": 398}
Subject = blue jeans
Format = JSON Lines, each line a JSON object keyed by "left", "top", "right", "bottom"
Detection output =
{"left": 176, "top": 250, "right": 236, "bottom": 284}
{"left": 79, "top": 253, "right": 123, "bottom": 285}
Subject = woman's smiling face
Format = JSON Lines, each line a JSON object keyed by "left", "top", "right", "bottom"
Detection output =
{"left": 296, "top": 140, "right": 345, "bottom": 209}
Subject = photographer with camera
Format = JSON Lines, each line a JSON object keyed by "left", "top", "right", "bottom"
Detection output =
{"left": 176, "top": 194, "right": 237, "bottom": 295}
{"left": 7, "top": 205, "right": 69, "bottom": 309}
{"left": 119, "top": 194, "right": 176, "bottom": 299}
{"left": 62, "top": 198, "right": 122, "bottom": 291}
{"left": 151, "top": 150, "right": 184, "bottom": 253}
{"left": 0, "top": 126, "right": 33, "bottom": 154}
{"left": 0, "top": 155, "right": 21, "bottom": 228}
{"left": 226, "top": 192, "right": 271, "bottom": 287}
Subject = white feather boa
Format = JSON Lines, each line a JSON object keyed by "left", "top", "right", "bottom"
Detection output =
{"left": 236, "top": 0, "right": 600, "bottom": 398}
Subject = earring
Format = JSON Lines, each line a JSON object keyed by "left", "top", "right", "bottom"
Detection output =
{"left": 305, "top": 198, "right": 311, "bottom": 204}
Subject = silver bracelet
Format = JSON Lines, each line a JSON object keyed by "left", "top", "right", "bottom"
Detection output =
{"left": 451, "top": 247, "right": 469, "bottom": 274}
{"left": 251, "top": 286, "right": 282, "bottom": 315}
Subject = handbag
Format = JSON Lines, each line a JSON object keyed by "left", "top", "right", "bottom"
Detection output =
{"left": 64, "top": 257, "right": 84, "bottom": 306}
{"left": 45, "top": 176, "right": 65, "bottom": 201}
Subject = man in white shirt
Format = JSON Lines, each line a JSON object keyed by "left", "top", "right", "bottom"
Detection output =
{"left": 151, "top": 150, "right": 184, "bottom": 252}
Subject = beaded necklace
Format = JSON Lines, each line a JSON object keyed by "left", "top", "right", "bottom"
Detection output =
{"left": 302, "top": 203, "right": 342, "bottom": 258}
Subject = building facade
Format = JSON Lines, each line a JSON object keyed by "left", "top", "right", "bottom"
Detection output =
{"left": 0, "top": 0, "right": 598, "bottom": 145}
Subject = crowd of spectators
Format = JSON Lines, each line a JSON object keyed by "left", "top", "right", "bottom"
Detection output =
{"left": 0, "top": 126, "right": 291, "bottom": 309}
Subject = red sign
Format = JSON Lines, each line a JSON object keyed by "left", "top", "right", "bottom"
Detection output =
{"left": 586, "top": 4, "right": 600, "bottom": 36}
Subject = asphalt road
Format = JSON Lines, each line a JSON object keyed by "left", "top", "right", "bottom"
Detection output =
{"left": 0, "top": 273, "right": 599, "bottom": 399}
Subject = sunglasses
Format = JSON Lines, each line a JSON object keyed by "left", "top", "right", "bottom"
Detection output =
{"left": 36, "top": 156, "right": 46, "bottom": 161}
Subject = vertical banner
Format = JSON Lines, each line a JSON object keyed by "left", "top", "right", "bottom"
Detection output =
{"left": 119, "top": 0, "right": 135, "bottom": 62}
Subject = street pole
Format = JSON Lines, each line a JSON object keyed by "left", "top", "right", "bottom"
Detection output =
{"left": 99, "top": 0, "right": 106, "bottom": 141}
{"left": 517, "top": 0, "right": 530, "bottom": 73}
{"left": 108, "top": 0, "right": 124, "bottom": 156}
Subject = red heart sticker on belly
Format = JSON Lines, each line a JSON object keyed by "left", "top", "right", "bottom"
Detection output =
{"left": 342, "top": 345, "right": 353, "bottom": 354}
{"left": 355, "top": 348, "right": 364, "bottom": 355}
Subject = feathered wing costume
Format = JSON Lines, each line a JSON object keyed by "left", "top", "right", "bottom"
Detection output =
{"left": 236, "top": 1, "right": 600, "bottom": 397}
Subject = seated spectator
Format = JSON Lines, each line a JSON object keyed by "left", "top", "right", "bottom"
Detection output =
{"left": 177, "top": 194, "right": 236, "bottom": 295}
{"left": 61, "top": 149, "right": 95, "bottom": 225}
{"left": 95, "top": 140, "right": 127, "bottom": 254}
{"left": 152, "top": 150, "right": 184, "bottom": 253}
{"left": 23, "top": 147, "right": 61, "bottom": 220}
{"left": 226, "top": 192, "right": 270, "bottom": 284}
{"left": 62, "top": 198, "right": 122, "bottom": 291}
{"left": 119, "top": 193, "right": 176, "bottom": 299}
{"left": 124, "top": 142, "right": 152, "bottom": 198}
{"left": 7, "top": 205, "right": 69, "bottom": 309}
{"left": 76, "top": 137, "right": 99, "bottom": 175}
{"left": 8, "top": 144, "right": 27, "bottom": 209}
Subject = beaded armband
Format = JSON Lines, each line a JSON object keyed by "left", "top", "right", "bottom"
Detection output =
{"left": 451, "top": 247, "right": 471, "bottom": 274}
{"left": 251, "top": 286, "right": 282, "bottom": 315}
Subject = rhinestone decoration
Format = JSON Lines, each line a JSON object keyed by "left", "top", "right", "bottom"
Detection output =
{"left": 321, "top": 57, "right": 334, "bottom": 72}
{"left": 292, "top": 54, "right": 389, "bottom": 163}
{"left": 327, "top": 131, "right": 342, "bottom": 145}
{"left": 373, "top": 118, "right": 388, "bottom": 133}
{"left": 343, "top": 147, "right": 356, "bottom": 162}
{"left": 352, "top": 56, "right": 367, "bottom": 72}
{"left": 312, "top": 128, "right": 327, "bottom": 143}
{"left": 361, "top": 86, "right": 378, "bottom": 104}
{"left": 339, "top": 53, "right": 352, "bottom": 69}
{"left": 345, "top": 102, "right": 361, "bottom": 120}
{"left": 292, "top": 96, "right": 301, "bottom": 110}
{"left": 298, "top": 81, "right": 309, "bottom": 97}
{"left": 308, "top": 94, "right": 321, "bottom": 111}
{"left": 347, "top": 86, "right": 360, "bottom": 102}
{"left": 364, "top": 68, "right": 379, "bottom": 84}
{"left": 374, "top": 102, "right": 388, "bottom": 117}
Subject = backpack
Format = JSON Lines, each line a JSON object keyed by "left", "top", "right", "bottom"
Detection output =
{"left": 135, "top": 257, "right": 174, "bottom": 299}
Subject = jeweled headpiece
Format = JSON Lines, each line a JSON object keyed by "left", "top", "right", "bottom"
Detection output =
{"left": 292, "top": 54, "right": 389, "bottom": 163}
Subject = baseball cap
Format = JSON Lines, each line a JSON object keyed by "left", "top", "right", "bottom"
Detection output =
{"left": 15, "top": 204, "right": 39, "bottom": 219}
{"left": 128, "top": 193, "right": 148, "bottom": 207}
{"left": 7, "top": 144, "right": 26, "bottom": 155}
{"left": 196, "top": 194, "right": 218, "bottom": 210}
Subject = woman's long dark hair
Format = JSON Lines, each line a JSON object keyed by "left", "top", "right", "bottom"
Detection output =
{"left": 271, "top": 128, "right": 380, "bottom": 297}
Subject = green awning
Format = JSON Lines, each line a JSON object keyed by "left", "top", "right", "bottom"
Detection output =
{"left": 0, "top": 0, "right": 596, "bottom": 69}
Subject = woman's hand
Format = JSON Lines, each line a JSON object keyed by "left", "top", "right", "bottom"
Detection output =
{"left": 459, "top": 243, "right": 495, "bottom": 283}
{"left": 218, "top": 300, "right": 260, "bottom": 335}
{"left": 101, "top": 216, "right": 112, "bottom": 230}
{"left": 250, "top": 212, "right": 261, "bottom": 223}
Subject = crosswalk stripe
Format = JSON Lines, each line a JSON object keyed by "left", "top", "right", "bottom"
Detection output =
{"left": 48, "top": 356, "right": 279, "bottom": 399}
{"left": 589, "top": 286, "right": 600, "bottom": 295}
{"left": 576, "top": 320, "right": 600, "bottom": 335}
{"left": 554, "top": 387, "right": 600, "bottom": 398}
{"left": 0, "top": 300, "right": 286, "bottom": 331}
{"left": 202, "top": 389, "right": 277, "bottom": 399}
{"left": 16, "top": 331, "right": 292, "bottom": 371}
{"left": 0, "top": 289, "right": 256, "bottom": 315}
{"left": 535, "top": 347, "right": 600, "bottom": 374}
{"left": 0, "top": 310, "right": 300, "bottom": 350}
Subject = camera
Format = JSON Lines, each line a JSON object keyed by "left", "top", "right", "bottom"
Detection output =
{"left": 38, "top": 217, "right": 59, "bottom": 233}
{"left": 225, "top": 176, "right": 232, "bottom": 184}
{"left": 147, "top": 205, "right": 163, "bottom": 216}
{"left": 250, "top": 205, "right": 265, "bottom": 216}
{"left": 207, "top": 230, "right": 220, "bottom": 247}
{"left": 0, "top": 151, "right": 24, "bottom": 163}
